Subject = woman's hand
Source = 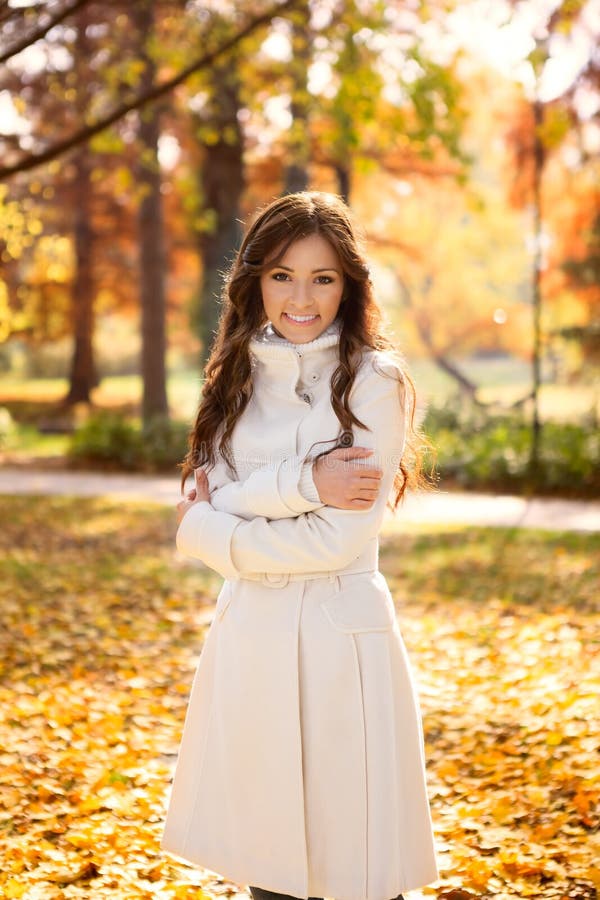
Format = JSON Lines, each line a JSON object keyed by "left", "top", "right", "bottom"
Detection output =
{"left": 176, "top": 468, "right": 211, "bottom": 524}
{"left": 312, "top": 447, "right": 383, "bottom": 510}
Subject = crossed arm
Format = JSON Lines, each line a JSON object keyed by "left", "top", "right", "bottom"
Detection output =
{"left": 190, "top": 443, "right": 382, "bottom": 522}
{"left": 201, "top": 453, "right": 325, "bottom": 521}
{"left": 176, "top": 356, "right": 406, "bottom": 579}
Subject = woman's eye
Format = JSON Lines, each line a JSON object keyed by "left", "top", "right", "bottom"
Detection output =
{"left": 270, "top": 272, "right": 334, "bottom": 284}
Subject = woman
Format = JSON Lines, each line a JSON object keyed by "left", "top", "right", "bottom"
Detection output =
{"left": 160, "top": 191, "right": 439, "bottom": 900}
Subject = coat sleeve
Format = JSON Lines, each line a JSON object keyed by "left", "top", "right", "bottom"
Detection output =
{"left": 176, "top": 354, "right": 406, "bottom": 579}
{"left": 205, "top": 453, "right": 324, "bottom": 520}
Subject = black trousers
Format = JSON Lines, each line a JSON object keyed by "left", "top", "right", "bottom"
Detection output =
{"left": 249, "top": 886, "right": 404, "bottom": 900}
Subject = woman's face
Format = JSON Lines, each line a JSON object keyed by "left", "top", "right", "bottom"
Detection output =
{"left": 260, "top": 233, "right": 344, "bottom": 344}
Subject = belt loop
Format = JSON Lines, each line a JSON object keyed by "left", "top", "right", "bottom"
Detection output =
{"left": 261, "top": 572, "right": 290, "bottom": 588}
{"left": 327, "top": 572, "right": 341, "bottom": 592}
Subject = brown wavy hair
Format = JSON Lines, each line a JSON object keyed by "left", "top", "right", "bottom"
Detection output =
{"left": 181, "top": 190, "right": 432, "bottom": 511}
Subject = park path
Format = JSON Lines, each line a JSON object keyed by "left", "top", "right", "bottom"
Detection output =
{"left": 1, "top": 466, "right": 599, "bottom": 532}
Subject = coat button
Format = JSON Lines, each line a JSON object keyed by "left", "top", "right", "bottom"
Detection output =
{"left": 339, "top": 429, "right": 353, "bottom": 447}
{"left": 301, "top": 392, "right": 313, "bottom": 405}
{"left": 309, "top": 372, "right": 320, "bottom": 382}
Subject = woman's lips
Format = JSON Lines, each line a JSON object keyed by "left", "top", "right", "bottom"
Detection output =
{"left": 283, "top": 312, "right": 320, "bottom": 326}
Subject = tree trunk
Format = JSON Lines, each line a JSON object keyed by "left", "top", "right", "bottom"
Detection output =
{"left": 529, "top": 98, "right": 545, "bottom": 473}
{"left": 335, "top": 164, "right": 351, "bottom": 203}
{"left": 134, "top": 1, "right": 169, "bottom": 423}
{"left": 196, "top": 59, "right": 244, "bottom": 367}
{"left": 284, "top": 1, "right": 310, "bottom": 194}
{"left": 64, "top": 10, "right": 98, "bottom": 406}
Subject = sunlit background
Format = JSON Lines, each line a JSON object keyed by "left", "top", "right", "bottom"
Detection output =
{"left": 1, "top": 5, "right": 599, "bottom": 900}
{"left": 0, "top": 0, "right": 598, "bottom": 490}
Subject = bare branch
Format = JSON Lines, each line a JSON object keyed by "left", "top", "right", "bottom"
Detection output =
{"left": 0, "top": 1, "right": 31, "bottom": 27}
{"left": 0, "top": 0, "right": 298, "bottom": 179}
{"left": 0, "top": 0, "right": 94, "bottom": 65}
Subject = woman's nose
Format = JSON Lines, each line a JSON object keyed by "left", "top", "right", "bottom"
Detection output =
{"left": 292, "top": 281, "right": 313, "bottom": 308}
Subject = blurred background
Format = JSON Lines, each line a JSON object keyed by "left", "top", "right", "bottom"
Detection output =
{"left": 1, "top": 6, "right": 599, "bottom": 898}
{"left": 0, "top": 0, "right": 598, "bottom": 495}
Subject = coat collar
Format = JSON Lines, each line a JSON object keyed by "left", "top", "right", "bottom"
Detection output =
{"left": 248, "top": 317, "right": 342, "bottom": 402}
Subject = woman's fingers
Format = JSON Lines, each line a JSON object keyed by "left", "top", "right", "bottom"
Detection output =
{"left": 193, "top": 467, "right": 211, "bottom": 503}
{"left": 326, "top": 450, "right": 383, "bottom": 480}
{"left": 355, "top": 475, "right": 382, "bottom": 488}
{"left": 176, "top": 498, "right": 192, "bottom": 523}
{"left": 335, "top": 449, "right": 383, "bottom": 477}
{"left": 348, "top": 477, "right": 382, "bottom": 506}
{"left": 353, "top": 470, "right": 383, "bottom": 483}
{"left": 330, "top": 446, "right": 373, "bottom": 464}
{"left": 349, "top": 497, "right": 376, "bottom": 508}
{"left": 313, "top": 447, "right": 385, "bottom": 510}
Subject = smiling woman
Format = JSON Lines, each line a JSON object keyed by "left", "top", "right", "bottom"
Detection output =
{"left": 259, "top": 233, "right": 345, "bottom": 343}
{"left": 161, "top": 191, "right": 437, "bottom": 900}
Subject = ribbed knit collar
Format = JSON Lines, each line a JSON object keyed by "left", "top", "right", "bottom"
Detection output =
{"left": 249, "top": 316, "right": 342, "bottom": 362}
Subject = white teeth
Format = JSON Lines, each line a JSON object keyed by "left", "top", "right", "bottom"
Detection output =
{"left": 286, "top": 313, "right": 318, "bottom": 322}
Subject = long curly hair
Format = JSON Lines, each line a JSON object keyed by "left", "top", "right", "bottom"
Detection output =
{"left": 181, "top": 191, "right": 431, "bottom": 511}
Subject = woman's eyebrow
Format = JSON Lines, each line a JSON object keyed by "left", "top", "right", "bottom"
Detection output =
{"left": 270, "top": 264, "right": 340, "bottom": 273}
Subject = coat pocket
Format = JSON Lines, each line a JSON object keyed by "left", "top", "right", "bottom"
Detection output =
{"left": 215, "top": 580, "right": 234, "bottom": 621}
{"left": 320, "top": 572, "right": 396, "bottom": 634}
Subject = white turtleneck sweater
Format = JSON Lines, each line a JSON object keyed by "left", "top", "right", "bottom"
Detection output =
{"left": 177, "top": 317, "right": 407, "bottom": 579}
{"left": 204, "top": 318, "right": 344, "bottom": 517}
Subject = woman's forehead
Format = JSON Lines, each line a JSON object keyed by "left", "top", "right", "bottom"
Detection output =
{"left": 265, "top": 233, "right": 341, "bottom": 268}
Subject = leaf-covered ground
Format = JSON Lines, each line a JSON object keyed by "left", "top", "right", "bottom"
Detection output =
{"left": 0, "top": 496, "right": 598, "bottom": 900}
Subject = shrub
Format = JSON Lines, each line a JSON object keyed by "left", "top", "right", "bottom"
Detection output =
{"left": 67, "top": 400, "right": 599, "bottom": 496}
{"left": 423, "top": 395, "right": 600, "bottom": 496}
{"left": 69, "top": 412, "right": 188, "bottom": 471}
{"left": 138, "top": 415, "right": 189, "bottom": 468}
{"left": 70, "top": 412, "right": 141, "bottom": 468}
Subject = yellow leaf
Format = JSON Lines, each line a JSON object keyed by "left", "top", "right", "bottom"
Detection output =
{"left": 586, "top": 865, "right": 600, "bottom": 887}
{"left": 47, "top": 860, "right": 98, "bottom": 884}
{"left": 78, "top": 795, "right": 104, "bottom": 812}
{"left": 64, "top": 832, "right": 89, "bottom": 848}
{"left": 464, "top": 856, "right": 492, "bottom": 888}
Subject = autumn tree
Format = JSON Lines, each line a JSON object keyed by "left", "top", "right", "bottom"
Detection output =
{"left": 0, "top": 0, "right": 299, "bottom": 406}
{"left": 0, "top": 0, "right": 298, "bottom": 180}
{"left": 64, "top": 5, "right": 100, "bottom": 404}
{"left": 503, "top": 0, "right": 600, "bottom": 465}
{"left": 284, "top": 0, "right": 311, "bottom": 193}
{"left": 132, "top": 1, "right": 169, "bottom": 422}
{"left": 190, "top": 49, "right": 245, "bottom": 365}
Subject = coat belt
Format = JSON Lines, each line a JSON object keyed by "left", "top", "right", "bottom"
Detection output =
{"left": 238, "top": 538, "right": 379, "bottom": 588}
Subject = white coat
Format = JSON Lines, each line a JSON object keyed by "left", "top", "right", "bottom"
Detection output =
{"left": 160, "top": 317, "right": 439, "bottom": 900}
